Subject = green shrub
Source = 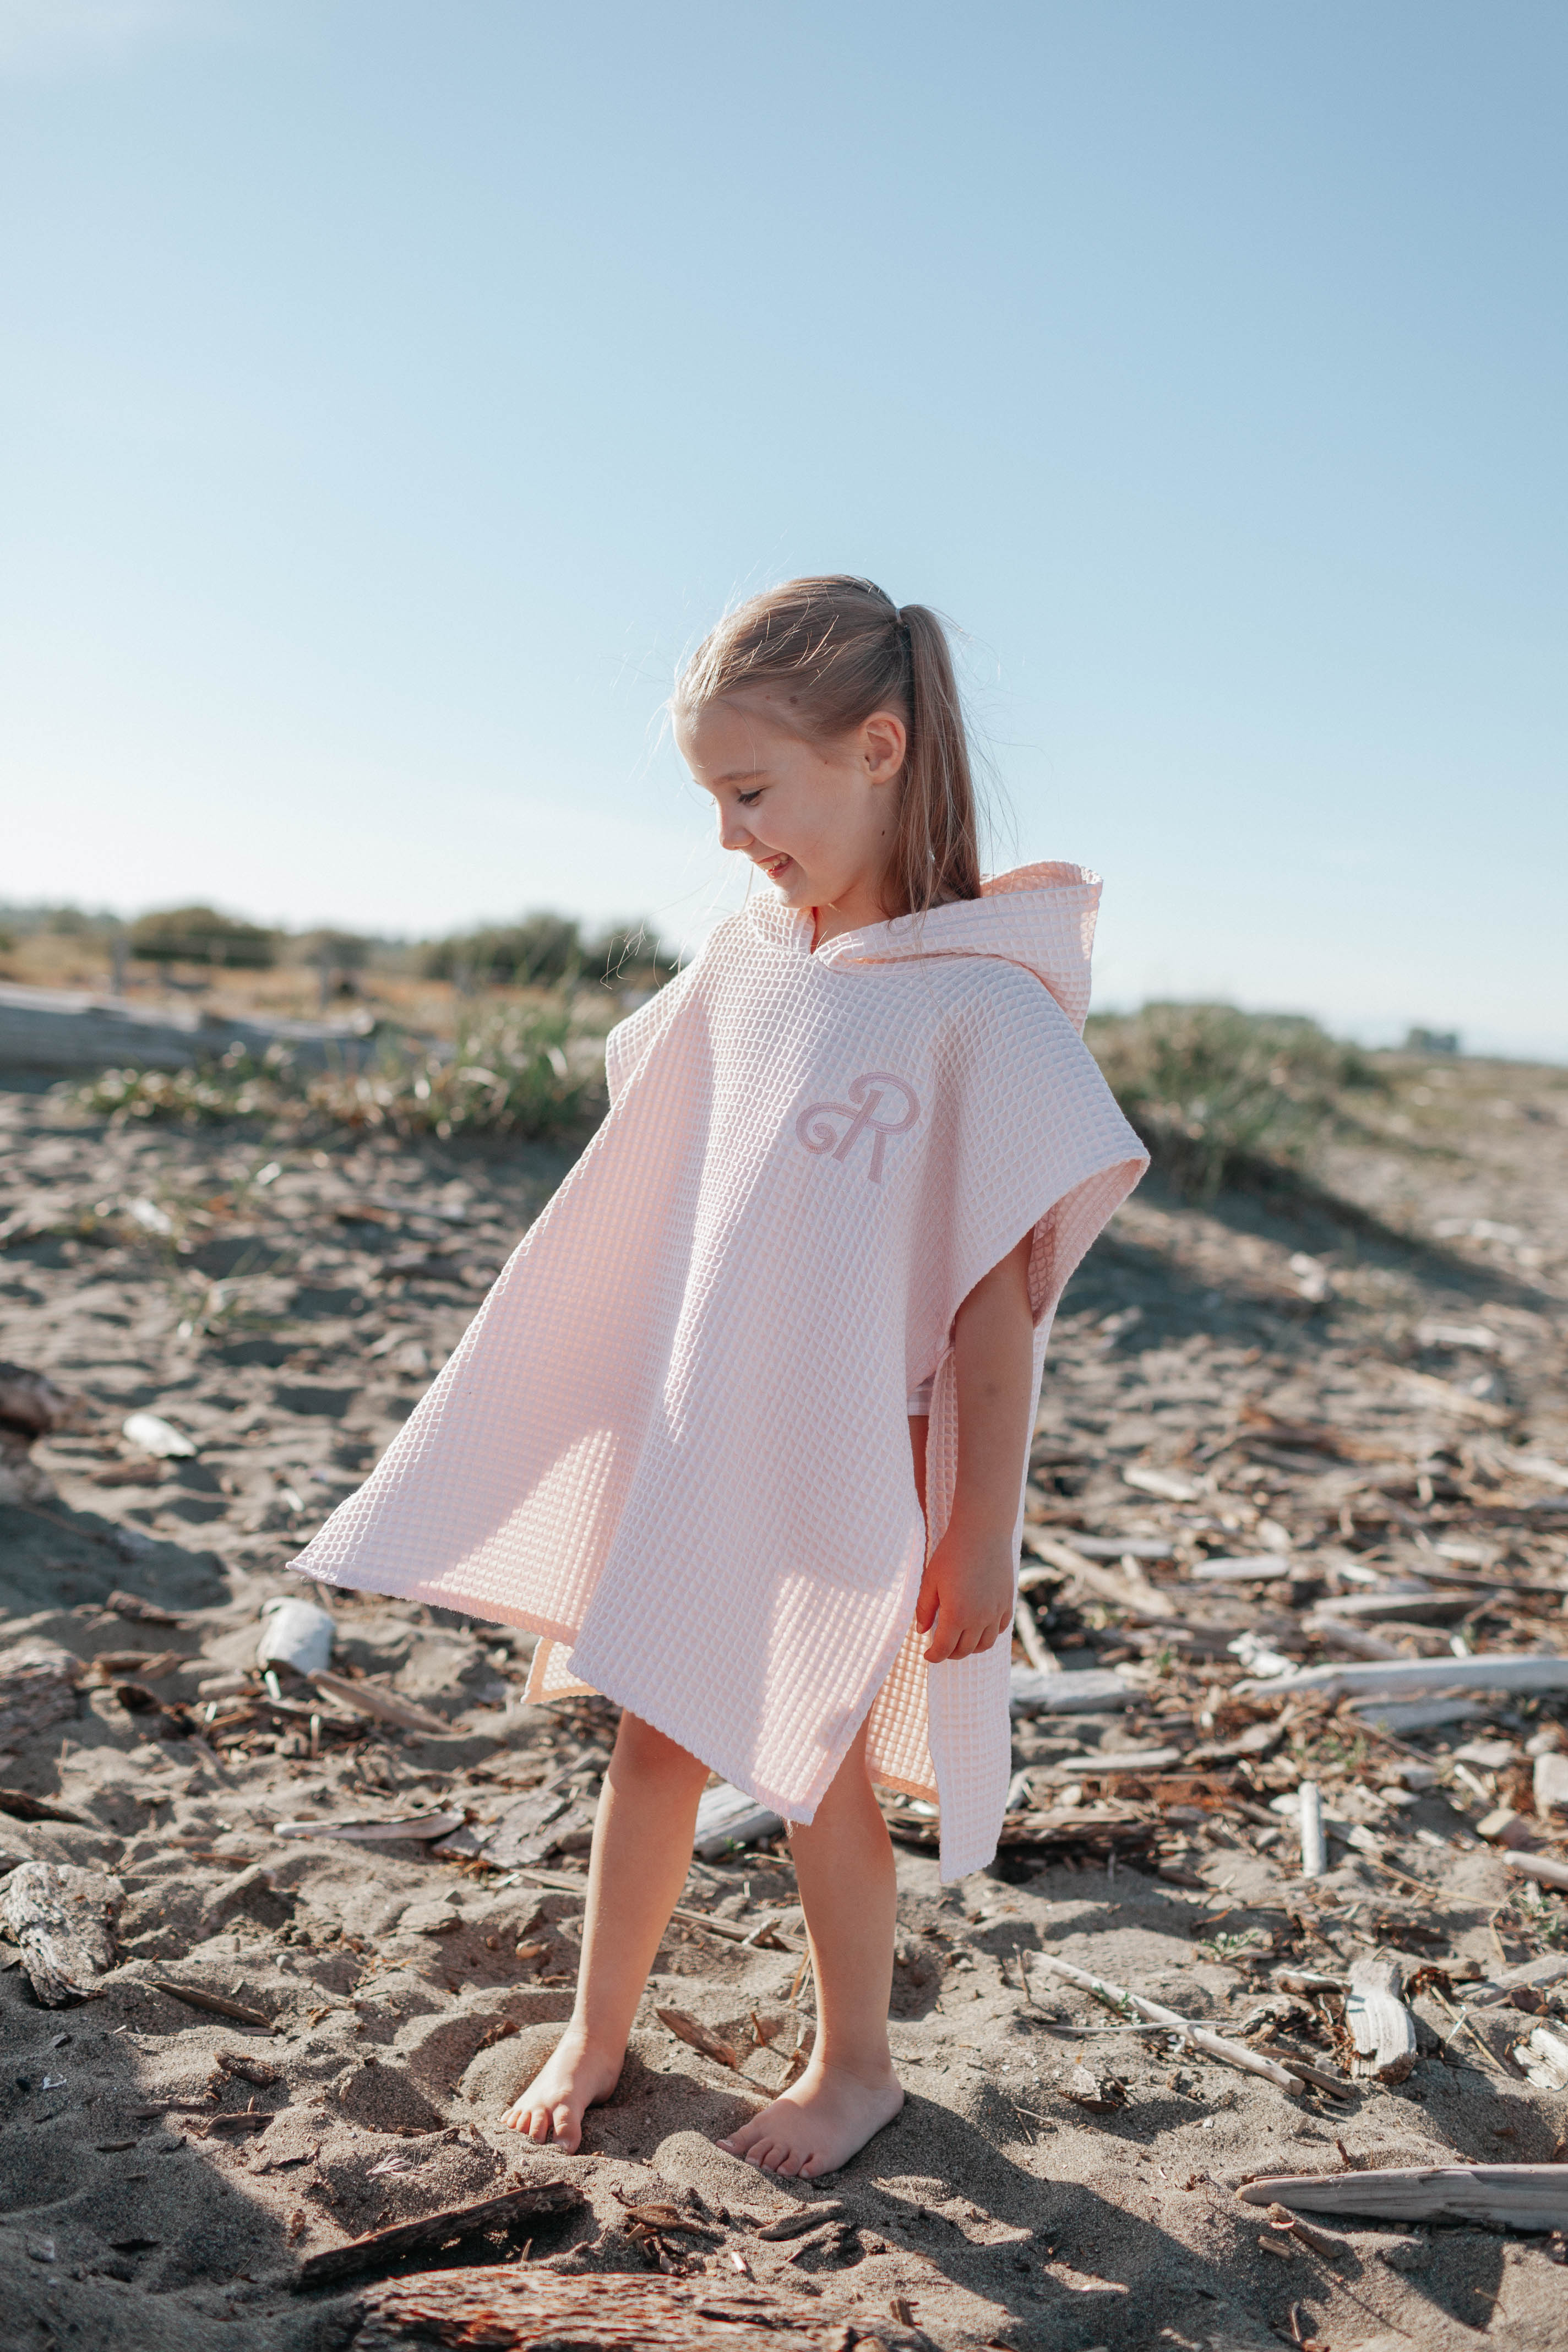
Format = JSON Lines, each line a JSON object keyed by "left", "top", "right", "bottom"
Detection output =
{"left": 72, "top": 999, "right": 607, "bottom": 1142}
{"left": 294, "top": 928, "right": 371, "bottom": 972}
{"left": 129, "top": 905, "right": 276, "bottom": 969}
{"left": 422, "top": 914, "right": 583, "bottom": 988}
{"left": 1086, "top": 1001, "right": 1377, "bottom": 1200}
{"left": 421, "top": 914, "right": 675, "bottom": 992}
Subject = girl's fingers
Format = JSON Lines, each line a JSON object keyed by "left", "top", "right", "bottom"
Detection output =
{"left": 923, "top": 1596, "right": 1019, "bottom": 1664}
{"left": 914, "top": 1559, "right": 941, "bottom": 1632}
{"left": 923, "top": 1603, "right": 959, "bottom": 1662}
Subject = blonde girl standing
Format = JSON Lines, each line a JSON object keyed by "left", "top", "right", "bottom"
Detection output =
{"left": 295, "top": 576, "right": 1145, "bottom": 2177}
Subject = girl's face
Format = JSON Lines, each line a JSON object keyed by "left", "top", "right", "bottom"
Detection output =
{"left": 675, "top": 694, "right": 907, "bottom": 937}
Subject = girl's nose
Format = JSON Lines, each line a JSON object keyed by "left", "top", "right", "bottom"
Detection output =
{"left": 717, "top": 808, "right": 754, "bottom": 852}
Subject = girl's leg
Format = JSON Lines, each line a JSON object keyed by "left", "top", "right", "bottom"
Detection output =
{"left": 716, "top": 1713, "right": 904, "bottom": 2177}
{"left": 502, "top": 1709, "right": 710, "bottom": 2148}
{"left": 718, "top": 1415, "right": 927, "bottom": 2177}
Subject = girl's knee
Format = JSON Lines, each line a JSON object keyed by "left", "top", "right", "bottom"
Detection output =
{"left": 612, "top": 1710, "right": 710, "bottom": 1788}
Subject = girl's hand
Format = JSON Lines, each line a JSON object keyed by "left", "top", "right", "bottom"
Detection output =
{"left": 914, "top": 1516, "right": 1016, "bottom": 1663}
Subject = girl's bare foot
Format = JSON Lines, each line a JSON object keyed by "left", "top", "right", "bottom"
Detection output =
{"left": 716, "top": 2057, "right": 903, "bottom": 2178}
{"left": 499, "top": 2028, "right": 623, "bottom": 2150}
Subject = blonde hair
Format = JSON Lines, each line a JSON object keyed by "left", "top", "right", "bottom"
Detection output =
{"left": 676, "top": 575, "right": 982, "bottom": 919}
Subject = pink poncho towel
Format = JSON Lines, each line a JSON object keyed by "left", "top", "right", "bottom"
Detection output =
{"left": 294, "top": 863, "right": 1147, "bottom": 1878}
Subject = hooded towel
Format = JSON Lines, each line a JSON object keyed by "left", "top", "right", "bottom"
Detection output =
{"left": 292, "top": 863, "right": 1146, "bottom": 1876}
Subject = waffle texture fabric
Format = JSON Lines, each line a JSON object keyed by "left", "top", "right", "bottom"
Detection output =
{"left": 293, "top": 863, "right": 1146, "bottom": 1877}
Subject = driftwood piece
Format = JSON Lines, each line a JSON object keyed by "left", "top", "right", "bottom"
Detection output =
{"left": 693, "top": 1782, "right": 785, "bottom": 1859}
{"left": 1065, "top": 2063, "right": 1128, "bottom": 2112}
{"left": 0, "top": 978, "right": 382, "bottom": 1076}
{"left": 1237, "top": 2165, "right": 1568, "bottom": 2233}
{"left": 1186, "top": 1554, "right": 1294, "bottom": 1581}
{"left": 345, "top": 2265, "right": 908, "bottom": 2351}
{"left": 1506, "top": 1851, "right": 1568, "bottom": 1893}
{"left": 656, "top": 2006, "right": 742, "bottom": 2070}
{"left": 1299, "top": 1782, "right": 1326, "bottom": 1880}
{"left": 882, "top": 1789, "right": 1157, "bottom": 1860}
{"left": 0, "top": 1786, "right": 87, "bottom": 1825}
{"left": 307, "top": 1670, "right": 453, "bottom": 1736}
{"left": 0, "top": 1642, "right": 80, "bottom": 1751}
{"left": 1345, "top": 1952, "right": 1418, "bottom": 2083}
{"left": 1031, "top": 1951, "right": 1307, "bottom": 2097}
{"left": 433, "top": 1787, "right": 569, "bottom": 1861}
{"left": 276, "top": 1812, "right": 465, "bottom": 1844}
{"left": 1313, "top": 1589, "right": 1475, "bottom": 1626}
{"left": 667, "top": 1903, "right": 800, "bottom": 1954}
{"left": 296, "top": 2180, "right": 583, "bottom": 2289}
{"left": 1008, "top": 1665, "right": 1130, "bottom": 1716}
{"left": 477, "top": 1800, "right": 593, "bottom": 1868}
{"left": 1024, "top": 1535, "right": 1179, "bottom": 1620}
{"left": 753, "top": 2200, "right": 846, "bottom": 2241}
{"left": 1533, "top": 1751, "right": 1568, "bottom": 1817}
{"left": 1470, "top": 1955, "right": 1568, "bottom": 2006}
{"left": 1, "top": 1859, "right": 122, "bottom": 2003}
{"left": 105, "top": 1591, "right": 186, "bottom": 1626}
{"left": 1514, "top": 2025, "right": 1568, "bottom": 2090}
{"left": 1234, "top": 1656, "right": 1568, "bottom": 1702}
{"left": 1350, "top": 1695, "right": 1502, "bottom": 1734}
{"left": 218, "top": 2048, "right": 282, "bottom": 2086}
{"left": 1032, "top": 1747, "right": 1184, "bottom": 1781}
{"left": 148, "top": 1979, "right": 276, "bottom": 2029}
{"left": 1012, "top": 1593, "right": 1059, "bottom": 1674}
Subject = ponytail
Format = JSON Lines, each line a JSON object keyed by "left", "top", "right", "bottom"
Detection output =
{"left": 889, "top": 602, "right": 982, "bottom": 916}
{"left": 675, "top": 575, "right": 982, "bottom": 919}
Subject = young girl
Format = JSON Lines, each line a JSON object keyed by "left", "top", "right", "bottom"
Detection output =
{"left": 294, "top": 576, "right": 1146, "bottom": 2180}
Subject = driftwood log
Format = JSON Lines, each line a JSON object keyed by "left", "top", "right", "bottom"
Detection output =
{"left": 296, "top": 2180, "right": 584, "bottom": 2289}
{"left": 0, "top": 979, "right": 382, "bottom": 1075}
{"left": 1238, "top": 2165, "right": 1568, "bottom": 2232}
{"left": 344, "top": 2266, "right": 911, "bottom": 2351}
{"left": 1345, "top": 1951, "right": 1418, "bottom": 2083}
{"left": 1, "top": 1859, "right": 122, "bottom": 2003}
{"left": 1234, "top": 1656, "right": 1568, "bottom": 1702}
{"left": 1008, "top": 1665, "right": 1130, "bottom": 1716}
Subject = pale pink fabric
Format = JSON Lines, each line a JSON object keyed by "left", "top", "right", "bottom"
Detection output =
{"left": 293, "top": 864, "right": 1146, "bottom": 1877}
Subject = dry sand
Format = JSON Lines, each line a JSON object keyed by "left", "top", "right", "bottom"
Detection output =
{"left": 2, "top": 1056, "right": 1567, "bottom": 2351}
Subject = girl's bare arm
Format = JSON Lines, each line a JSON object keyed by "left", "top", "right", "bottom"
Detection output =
{"left": 914, "top": 1230, "right": 1035, "bottom": 1663}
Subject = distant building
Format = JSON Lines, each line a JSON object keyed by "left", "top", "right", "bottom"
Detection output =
{"left": 1404, "top": 1026, "right": 1460, "bottom": 1055}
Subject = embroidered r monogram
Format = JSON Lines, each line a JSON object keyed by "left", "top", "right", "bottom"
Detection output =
{"left": 795, "top": 1070, "right": 922, "bottom": 1184}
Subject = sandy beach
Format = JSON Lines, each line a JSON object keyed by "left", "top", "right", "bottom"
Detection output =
{"left": 2, "top": 1051, "right": 1566, "bottom": 2351}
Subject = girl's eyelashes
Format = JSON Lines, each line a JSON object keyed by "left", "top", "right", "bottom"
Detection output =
{"left": 736, "top": 789, "right": 763, "bottom": 807}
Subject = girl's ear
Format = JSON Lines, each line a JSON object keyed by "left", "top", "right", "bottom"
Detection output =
{"left": 861, "top": 709, "right": 907, "bottom": 788}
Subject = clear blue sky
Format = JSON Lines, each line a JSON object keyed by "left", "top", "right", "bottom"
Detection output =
{"left": 4, "top": 2, "right": 1565, "bottom": 1055}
